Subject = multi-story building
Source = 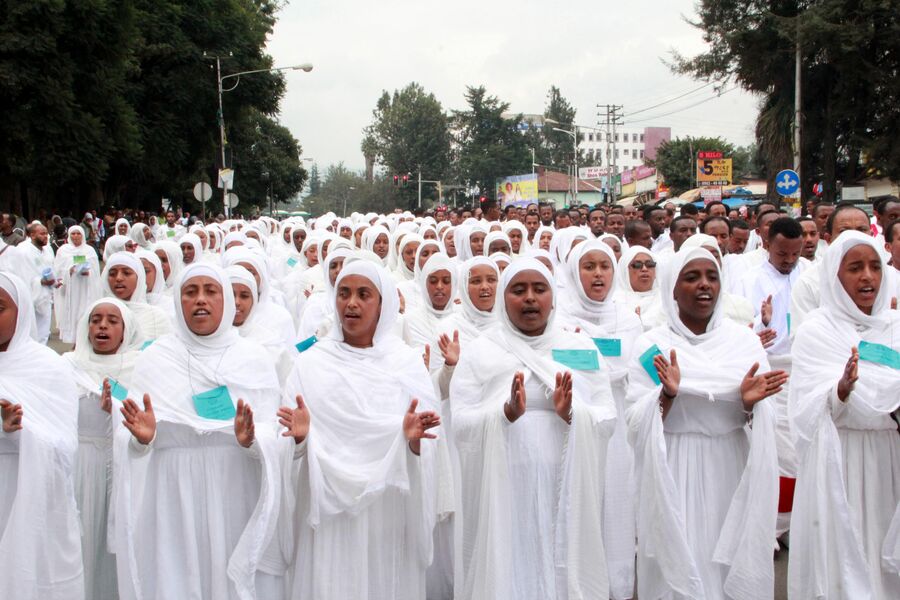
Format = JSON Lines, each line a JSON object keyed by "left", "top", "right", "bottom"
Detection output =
{"left": 507, "top": 113, "right": 670, "bottom": 171}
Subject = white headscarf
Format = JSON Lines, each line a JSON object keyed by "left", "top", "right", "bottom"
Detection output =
{"left": 457, "top": 256, "right": 499, "bottom": 333}
{"left": 103, "top": 234, "right": 131, "bottom": 261}
{"left": 483, "top": 230, "right": 512, "bottom": 256}
{"left": 395, "top": 233, "right": 424, "bottom": 281}
{"left": 614, "top": 245, "right": 663, "bottom": 330}
{"left": 659, "top": 247, "right": 724, "bottom": 342}
{"left": 64, "top": 297, "right": 142, "bottom": 394}
{"left": 563, "top": 239, "right": 620, "bottom": 323}
{"left": 330, "top": 260, "right": 401, "bottom": 344}
{"left": 361, "top": 226, "right": 391, "bottom": 267}
{"left": 154, "top": 240, "right": 184, "bottom": 288}
{"left": 114, "top": 218, "right": 131, "bottom": 236}
{"left": 101, "top": 251, "right": 149, "bottom": 304}
{"left": 129, "top": 223, "right": 154, "bottom": 249}
{"left": 179, "top": 232, "right": 203, "bottom": 265}
{"left": 0, "top": 272, "right": 83, "bottom": 598}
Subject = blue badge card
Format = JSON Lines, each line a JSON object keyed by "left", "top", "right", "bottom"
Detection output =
{"left": 287, "top": 257, "right": 298, "bottom": 267}
{"left": 786, "top": 313, "right": 792, "bottom": 335}
{"left": 552, "top": 349, "right": 600, "bottom": 371}
{"left": 192, "top": 386, "right": 236, "bottom": 420}
{"left": 593, "top": 338, "right": 622, "bottom": 357}
{"left": 108, "top": 378, "right": 129, "bottom": 402}
{"left": 296, "top": 335, "right": 318, "bottom": 353}
{"left": 140, "top": 339, "right": 155, "bottom": 351}
{"left": 639, "top": 344, "right": 663, "bottom": 385}
{"left": 858, "top": 341, "right": 900, "bottom": 370}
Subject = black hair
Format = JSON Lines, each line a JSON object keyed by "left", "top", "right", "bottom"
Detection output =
{"left": 669, "top": 215, "right": 696, "bottom": 233}
{"left": 812, "top": 202, "right": 834, "bottom": 218}
{"left": 825, "top": 202, "right": 869, "bottom": 234}
{"left": 624, "top": 220, "right": 650, "bottom": 239}
{"left": 755, "top": 201, "right": 777, "bottom": 215}
{"left": 730, "top": 218, "right": 751, "bottom": 230}
{"left": 705, "top": 201, "right": 727, "bottom": 213}
{"left": 680, "top": 203, "right": 699, "bottom": 216}
{"left": 588, "top": 206, "right": 606, "bottom": 217}
{"left": 642, "top": 205, "right": 665, "bottom": 221}
{"left": 769, "top": 216, "right": 803, "bottom": 240}
{"left": 885, "top": 218, "right": 900, "bottom": 244}
{"left": 700, "top": 215, "right": 732, "bottom": 234}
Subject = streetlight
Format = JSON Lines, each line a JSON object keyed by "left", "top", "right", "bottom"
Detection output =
{"left": 343, "top": 186, "right": 356, "bottom": 217}
{"left": 551, "top": 125, "right": 579, "bottom": 205}
{"left": 204, "top": 52, "right": 313, "bottom": 216}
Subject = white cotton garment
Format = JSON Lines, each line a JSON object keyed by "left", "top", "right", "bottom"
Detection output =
{"left": 53, "top": 225, "right": 102, "bottom": 343}
{"left": 556, "top": 239, "right": 643, "bottom": 600}
{"left": 788, "top": 232, "right": 900, "bottom": 599}
{"left": 625, "top": 247, "right": 779, "bottom": 600}
{"left": 0, "top": 272, "right": 84, "bottom": 600}
{"left": 284, "top": 260, "right": 440, "bottom": 600}
{"left": 449, "top": 258, "right": 617, "bottom": 600}
{"left": 113, "top": 263, "right": 287, "bottom": 600}
{"left": 403, "top": 253, "right": 456, "bottom": 371}
{"left": 613, "top": 245, "right": 665, "bottom": 331}
{"left": 11, "top": 239, "right": 55, "bottom": 342}
{"left": 100, "top": 252, "right": 173, "bottom": 343}
{"left": 63, "top": 297, "right": 143, "bottom": 600}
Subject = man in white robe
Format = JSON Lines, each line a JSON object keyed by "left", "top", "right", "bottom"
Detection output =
{"left": 12, "top": 222, "right": 56, "bottom": 343}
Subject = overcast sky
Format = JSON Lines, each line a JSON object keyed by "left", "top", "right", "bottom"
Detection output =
{"left": 266, "top": 0, "right": 760, "bottom": 172}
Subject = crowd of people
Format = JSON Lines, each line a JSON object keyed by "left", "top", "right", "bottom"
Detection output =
{"left": 0, "top": 195, "right": 898, "bottom": 600}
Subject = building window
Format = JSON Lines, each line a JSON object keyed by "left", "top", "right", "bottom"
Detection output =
{"left": 632, "top": 149, "right": 638, "bottom": 159}
{"left": 640, "top": 150, "right": 645, "bottom": 159}
{"left": 614, "top": 133, "right": 619, "bottom": 143}
{"left": 606, "top": 148, "right": 611, "bottom": 158}
{"left": 588, "top": 133, "right": 593, "bottom": 142}
{"left": 640, "top": 134, "right": 645, "bottom": 143}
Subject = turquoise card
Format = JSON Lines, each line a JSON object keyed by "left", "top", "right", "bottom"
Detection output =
{"left": 858, "top": 340, "right": 900, "bottom": 370}
{"left": 140, "top": 339, "right": 154, "bottom": 351}
{"left": 639, "top": 344, "right": 663, "bottom": 385}
{"left": 786, "top": 312, "right": 791, "bottom": 335}
{"left": 552, "top": 349, "right": 600, "bottom": 371}
{"left": 108, "top": 378, "right": 129, "bottom": 402}
{"left": 593, "top": 338, "right": 622, "bottom": 357}
{"left": 287, "top": 257, "right": 298, "bottom": 267}
{"left": 192, "top": 386, "right": 236, "bottom": 420}
{"left": 296, "top": 335, "right": 318, "bottom": 353}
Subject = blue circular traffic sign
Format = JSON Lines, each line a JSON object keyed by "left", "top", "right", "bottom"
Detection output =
{"left": 775, "top": 169, "right": 800, "bottom": 197}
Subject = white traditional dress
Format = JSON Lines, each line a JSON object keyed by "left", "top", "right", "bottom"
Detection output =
{"left": 788, "top": 232, "right": 900, "bottom": 599}
{"left": 284, "top": 260, "right": 440, "bottom": 600}
{"left": 53, "top": 225, "right": 102, "bottom": 343}
{"left": 100, "top": 252, "right": 173, "bottom": 343}
{"left": 113, "top": 263, "right": 287, "bottom": 600}
{"left": 0, "top": 272, "right": 84, "bottom": 599}
{"left": 449, "top": 258, "right": 617, "bottom": 600}
{"left": 63, "top": 298, "right": 142, "bottom": 599}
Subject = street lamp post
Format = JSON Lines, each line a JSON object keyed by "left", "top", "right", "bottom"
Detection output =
{"left": 204, "top": 53, "right": 313, "bottom": 217}
{"left": 343, "top": 186, "right": 356, "bottom": 217}
{"left": 552, "top": 126, "right": 578, "bottom": 205}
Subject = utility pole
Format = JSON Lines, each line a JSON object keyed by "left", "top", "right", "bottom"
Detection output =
{"left": 573, "top": 125, "right": 579, "bottom": 206}
{"left": 793, "top": 24, "right": 802, "bottom": 200}
{"left": 417, "top": 166, "right": 422, "bottom": 209}
{"left": 597, "top": 104, "right": 623, "bottom": 204}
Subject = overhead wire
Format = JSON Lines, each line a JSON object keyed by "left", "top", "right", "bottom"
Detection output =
{"left": 623, "top": 86, "right": 740, "bottom": 125}
{"left": 623, "top": 81, "right": 717, "bottom": 118}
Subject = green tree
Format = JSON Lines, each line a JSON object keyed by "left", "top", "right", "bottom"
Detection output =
{"left": 649, "top": 136, "right": 737, "bottom": 195}
{"left": 307, "top": 163, "right": 322, "bottom": 196}
{"left": 542, "top": 86, "right": 585, "bottom": 168}
{"left": 453, "top": 86, "right": 531, "bottom": 200}
{"left": 365, "top": 82, "right": 451, "bottom": 208}
{"left": 672, "top": 0, "right": 900, "bottom": 202}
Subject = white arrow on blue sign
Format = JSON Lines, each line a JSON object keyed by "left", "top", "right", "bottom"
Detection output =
{"left": 775, "top": 169, "right": 800, "bottom": 197}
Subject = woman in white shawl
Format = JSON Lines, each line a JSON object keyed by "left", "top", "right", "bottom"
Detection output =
{"left": 180, "top": 232, "right": 203, "bottom": 266}
{"left": 397, "top": 239, "right": 442, "bottom": 315}
{"left": 449, "top": 258, "right": 618, "bottom": 600}
{"left": 295, "top": 246, "right": 352, "bottom": 343}
{"left": 154, "top": 240, "right": 184, "bottom": 292}
{"left": 614, "top": 245, "right": 665, "bottom": 331}
{"left": 556, "top": 239, "right": 643, "bottom": 600}
{"left": 227, "top": 265, "right": 297, "bottom": 386}
{"left": 502, "top": 220, "right": 528, "bottom": 255}
{"left": 788, "top": 231, "right": 900, "bottom": 599}
{"left": 682, "top": 233, "right": 755, "bottom": 327}
{"left": 361, "top": 225, "right": 391, "bottom": 266}
{"left": 129, "top": 223, "right": 155, "bottom": 250}
{"left": 112, "top": 263, "right": 287, "bottom": 600}
{"left": 53, "top": 224, "right": 102, "bottom": 343}
{"left": 136, "top": 248, "right": 173, "bottom": 312}
{"left": 532, "top": 225, "right": 554, "bottom": 251}
{"left": 64, "top": 298, "right": 142, "bottom": 599}
{"left": 394, "top": 233, "right": 424, "bottom": 283}
{"left": 279, "top": 260, "right": 442, "bottom": 599}
{"left": 101, "top": 252, "right": 173, "bottom": 342}
{"left": 115, "top": 218, "right": 131, "bottom": 237}
{"left": 0, "top": 272, "right": 84, "bottom": 599}
{"left": 625, "top": 247, "right": 787, "bottom": 600}
{"left": 104, "top": 234, "right": 134, "bottom": 261}
{"left": 403, "top": 253, "right": 457, "bottom": 371}
{"left": 483, "top": 230, "right": 512, "bottom": 256}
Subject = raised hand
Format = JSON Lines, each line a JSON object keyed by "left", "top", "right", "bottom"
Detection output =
{"left": 740, "top": 362, "right": 789, "bottom": 411}
{"left": 438, "top": 330, "right": 460, "bottom": 367}
{"left": 398, "top": 290, "right": 406, "bottom": 314}
{"left": 837, "top": 347, "right": 860, "bottom": 402}
{"left": 654, "top": 349, "right": 680, "bottom": 398}
{"left": 403, "top": 398, "right": 441, "bottom": 455}
{"left": 234, "top": 398, "right": 255, "bottom": 448}
{"left": 756, "top": 327, "right": 777, "bottom": 349}
{"left": 505, "top": 371, "right": 526, "bottom": 423}
{"left": 100, "top": 378, "right": 113, "bottom": 414}
{"left": 0, "top": 399, "right": 23, "bottom": 433}
{"left": 422, "top": 344, "right": 431, "bottom": 369}
{"left": 120, "top": 394, "right": 156, "bottom": 445}
{"left": 891, "top": 297, "right": 898, "bottom": 310}
{"left": 277, "top": 394, "right": 311, "bottom": 444}
{"left": 760, "top": 294, "right": 773, "bottom": 327}
{"left": 553, "top": 371, "right": 573, "bottom": 424}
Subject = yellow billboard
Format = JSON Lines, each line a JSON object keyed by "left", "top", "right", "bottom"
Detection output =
{"left": 696, "top": 152, "right": 733, "bottom": 186}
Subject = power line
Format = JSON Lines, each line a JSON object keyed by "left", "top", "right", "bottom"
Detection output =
{"left": 624, "top": 81, "right": 717, "bottom": 118}
{"left": 623, "top": 87, "right": 740, "bottom": 125}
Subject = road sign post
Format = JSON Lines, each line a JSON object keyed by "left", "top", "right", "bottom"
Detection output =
{"left": 193, "top": 182, "right": 213, "bottom": 221}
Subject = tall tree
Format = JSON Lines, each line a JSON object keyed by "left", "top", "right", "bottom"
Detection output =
{"left": 542, "top": 86, "right": 585, "bottom": 168}
{"left": 672, "top": 0, "right": 900, "bottom": 202}
{"left": 453, "top": 86, "right": 531, "bottom": 200}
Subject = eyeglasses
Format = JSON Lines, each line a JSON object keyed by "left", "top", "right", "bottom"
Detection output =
{"left": 629, "top": 260, "right": 657, "bottom": 270}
